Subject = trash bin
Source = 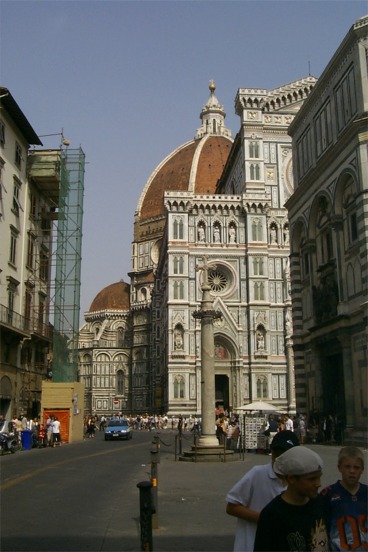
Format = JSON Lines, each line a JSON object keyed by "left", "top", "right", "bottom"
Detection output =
{"left": 21, "top": 429, "right": 32, "bottom": 451}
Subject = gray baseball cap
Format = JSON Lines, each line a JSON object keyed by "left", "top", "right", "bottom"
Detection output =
{"left": 274, "top": 446, "right": 323, "bottom": 476}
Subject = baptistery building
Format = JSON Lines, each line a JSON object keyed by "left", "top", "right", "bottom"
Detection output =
{"left": 286, "top": 16, "right": 368, "bottom": 443}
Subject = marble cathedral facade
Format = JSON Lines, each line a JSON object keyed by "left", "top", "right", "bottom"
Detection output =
{"left": 148, "top": 78, "right": 317, "bottom": 416}
{"left": 79, "top": 77, "right": 319, "bottom": 417}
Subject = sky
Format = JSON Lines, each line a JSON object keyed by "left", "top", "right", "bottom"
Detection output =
{"left": 1, "top": 0, "right": 366, "bottom": 324}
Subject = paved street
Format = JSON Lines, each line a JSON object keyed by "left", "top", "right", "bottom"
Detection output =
{"left": 1, "top": 429, "right": 367, "bottom": 552}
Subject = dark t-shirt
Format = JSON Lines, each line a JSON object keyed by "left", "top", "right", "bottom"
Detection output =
{"left": 321, "top": 481, "right": 368, "bottom": 551}
{"left": 254, "top": 493, "right": 329, "bottom": 551}
{"left": 269, "top": 420, "right": 279, "bottom": 432}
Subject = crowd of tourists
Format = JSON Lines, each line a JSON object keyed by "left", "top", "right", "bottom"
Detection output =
{"left": 0, "top": 407, "right": 345, "bottom": 452}
{"left": 213, "top": 409, "right": 345, "bottom": 453}
{"left": 0, "top": 413, "right": 61, "bottom": 449}
{"left": 83, "top": 413, "right": 202, "bottom": 438}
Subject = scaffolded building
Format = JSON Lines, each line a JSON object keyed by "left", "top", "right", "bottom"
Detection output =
{"left": 0, "top": 86, "right": 84, "bottom": 421}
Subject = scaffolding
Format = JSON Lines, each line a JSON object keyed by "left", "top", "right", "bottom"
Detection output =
{"left": 52, "top": 148, "right": 85, "bottom": 382}
{"left": 28, "top": 146, "right": 85, "bottom": 382}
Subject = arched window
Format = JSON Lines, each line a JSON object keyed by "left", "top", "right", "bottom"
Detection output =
{"left": 173, "top": 256, "right": 184, "bottom": 275}
{"left": 256, "top": 377, "right": 268, "bottom": 399}
{"left": 250, "top": 164, "right": 260, "bottom": 180}
{"left": 173, "top": 217, "right": 184, "bottom": 239}
{"left": 253, "top": 257, "right": 264, "bottom": 275}
{"left": 252, "top": 219, "right": 263, "bottom": 241}
{"left": 174, "top": 375, "right": 185, "bottom": 399}
{"left": 249, "top": 141, "right": 260, "bottom": 158}
{"left": 96, "top": 353, "right": 110, "bottom": 375}
{"left": 342, "top": 177, "right": 359, "bottom": 246}
{"left": 116, "top": 370, "right": 124, "bottom": 395}
{"left": 116, "top": 327, "right": 124, "bottom": 347}
{"left": 173, "top": 281, "right": 184, "bottom": 300}
{"left": 254, "top": 282, "right": 265, "bottom": 300}
{"left": 179, "top": 281, "right": 184, "bottom": 299}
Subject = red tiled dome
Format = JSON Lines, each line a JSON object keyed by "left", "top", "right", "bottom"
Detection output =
{"left": 138, "top": 135, "right": 232, "bottom": 222}
{"left": 89, "top": 281, "right": 130, "bottom": 312}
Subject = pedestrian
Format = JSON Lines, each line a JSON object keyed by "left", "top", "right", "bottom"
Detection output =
{"left": 297, "top": 415, "right": 307, "bottom": 444}
{"left": 226, "top": 430, "right": 300, "bottom": 552}
{"left": 254, "top": 446, "right": 328, "bottom": 551}
{"left": 37, "top": 424, "right": 46, "bottom": 447}
{"left": 321, "top": 446, "right": 367, "bottom": 551}
{"left": 86, "top": 417, "right": 96, "bottom": 438}
{"left": 21, "top": 414, "right": 28, "bottom": 430}
{"left": 215, "top": 412, "right": 228, "bottom": 445}
{"left": 267, "top": 415, "right": 279, "bottom": 449}
{"left": 226, "top": 421, "right": 236, "bottom": 450}
{"left": 46, "top": 416, "right": 54, "bottom": 446}
{"left": 177, "top": 415, "right": 183, "bottom": 434}
{"left": 278, "top": 416, "right": 286, "bottom": 431}
{"left": 284, "top": 413, "right": 294, "bottom": 432}
{"left": 99, "top": 415, "right": 106, "bottom": 431}
{"left": 52, "top": 416, "right": 61, "bottom": 446}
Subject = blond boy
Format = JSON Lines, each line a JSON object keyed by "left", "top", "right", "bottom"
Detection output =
{"left": 321, "top": 446, "right": 367, "bottom": 551}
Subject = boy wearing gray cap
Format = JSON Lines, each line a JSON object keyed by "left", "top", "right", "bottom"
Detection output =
{"left": 226, "top": 430, "right": 299, "bottom": 552}
{"left": 254, "top": 446, "right": 329, "bottom": 551}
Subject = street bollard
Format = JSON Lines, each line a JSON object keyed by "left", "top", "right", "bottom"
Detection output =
{"left": 137, "top": 480, "right": 153, "bottom": 551}
{"left": 178, "top": 429, "right": 182, "bottom": 455}
{"left": 151, "top": 434, "right": 160, "bottom": 529}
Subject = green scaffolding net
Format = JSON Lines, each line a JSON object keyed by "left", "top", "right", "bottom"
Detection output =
{"left": 52, "top": 148, "right": 85, "bottom": 382}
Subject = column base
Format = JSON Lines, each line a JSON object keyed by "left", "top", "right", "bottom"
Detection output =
{"left": 197, "top": 435, "right": 219, "bottom": 447}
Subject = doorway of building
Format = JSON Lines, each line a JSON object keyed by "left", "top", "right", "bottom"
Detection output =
{"left": 43, "top": 409, "right": 70, "bottom": 443}
{"left": 215, "top": 375, "right": 229, "bottom": 412}
{"left": 321, "top": 352, "right": 346, "bottom": 423}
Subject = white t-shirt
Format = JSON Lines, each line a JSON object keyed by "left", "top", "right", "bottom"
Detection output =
{"left": 285, "top": 418, "right": 294, "bottom": 431}
{"left": 52, "top": 420, "right": 61, "bottom": 434}
{"left": 226, "top": 462, "right": 286, "bottom": 552}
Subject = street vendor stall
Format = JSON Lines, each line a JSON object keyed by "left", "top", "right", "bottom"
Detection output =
{"left": 236, "top": 401, "right": 283, "bottom": 452}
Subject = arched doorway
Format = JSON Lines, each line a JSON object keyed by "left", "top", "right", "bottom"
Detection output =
{"left": 214, "top": 337, "right": 236, "bottom": 412}
{"left": 215, "top": 375, "right": 229, "bottom": 411}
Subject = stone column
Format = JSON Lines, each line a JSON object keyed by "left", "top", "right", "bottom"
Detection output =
{"left": 193, "top": 257, "right": 221, "bottom": 447}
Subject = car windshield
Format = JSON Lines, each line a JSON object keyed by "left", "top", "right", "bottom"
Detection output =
{"left": 107, "top": 420, "right": 128, "bottom": 427}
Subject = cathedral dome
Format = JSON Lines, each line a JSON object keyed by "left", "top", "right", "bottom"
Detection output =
{"left": 136, "top": 83, "right": 233, "bottom": 225}
{"left": 88, "top": 280, "right": 130, "bottom": 312}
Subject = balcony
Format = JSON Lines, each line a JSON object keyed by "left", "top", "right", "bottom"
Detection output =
{"left": 0, "top": 304, "right": 30, "bottom": 338}
{"left": 0, "top": 304, "right": 53, "bottom": 341}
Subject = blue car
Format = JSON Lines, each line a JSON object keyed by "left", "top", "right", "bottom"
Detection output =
{"left": 104, "top": 419, "right": 132, "bottom": 441}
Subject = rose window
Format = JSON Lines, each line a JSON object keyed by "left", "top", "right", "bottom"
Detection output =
{"left": 208, "top": 269, "right": 228, "bottom": 292}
